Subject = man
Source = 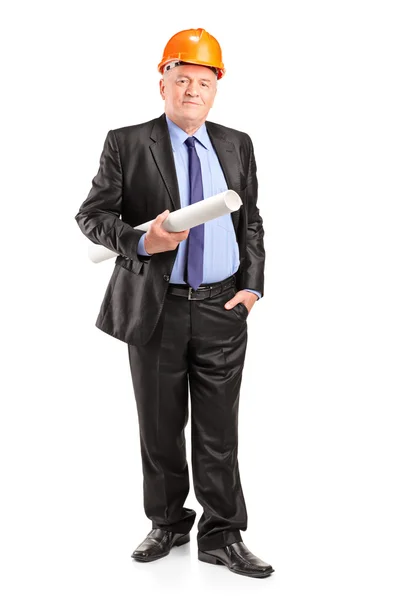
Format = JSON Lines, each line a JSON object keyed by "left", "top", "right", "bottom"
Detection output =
{"left": 75, "top": 28, "right": 274, "bottom": 579}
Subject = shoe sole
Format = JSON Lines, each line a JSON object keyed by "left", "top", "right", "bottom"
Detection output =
{"left": 132, "top": 533, "right": 190, "bottom": 562}
{"left": 198, "top": 550, "right": 274, "bottom": 578}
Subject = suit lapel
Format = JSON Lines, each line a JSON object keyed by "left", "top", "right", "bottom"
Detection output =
{"left": 149, "top": 114, "right": 181, "bottom": 211}
{"left": 149, "top": 114, "right": 244, "bottom": 232}
{"left": 206, "top": 120, "right": 244, "bottom": 232}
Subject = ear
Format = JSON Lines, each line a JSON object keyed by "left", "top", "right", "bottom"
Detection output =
{"left": 159, "top": 78, "right": 165, "bottom": 100}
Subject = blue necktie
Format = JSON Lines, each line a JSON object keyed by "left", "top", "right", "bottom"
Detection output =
{"left": 184, "top": 136, "right": 204, "bottom": 290}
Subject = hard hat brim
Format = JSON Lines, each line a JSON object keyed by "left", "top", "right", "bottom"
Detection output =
{"left": 158, "top": 58, "right": 225, "bottom": 80}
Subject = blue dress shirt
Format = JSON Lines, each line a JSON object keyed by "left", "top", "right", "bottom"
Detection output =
{"left": 137, "top": 115, "right": 261, "bottom": 300}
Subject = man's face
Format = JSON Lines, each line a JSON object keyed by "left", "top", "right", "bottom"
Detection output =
{"left": 159, "top": 64, "right": 217, "bottom": 129}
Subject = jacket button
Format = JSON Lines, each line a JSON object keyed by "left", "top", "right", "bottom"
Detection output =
{"left": 163, "top": 274, "right": 170, "bottom": 282}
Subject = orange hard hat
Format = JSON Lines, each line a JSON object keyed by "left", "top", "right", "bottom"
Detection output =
{"left": 158, "top": 28, "right": 225, "bottom": 80}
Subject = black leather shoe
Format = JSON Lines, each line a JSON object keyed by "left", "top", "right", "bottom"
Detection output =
{"left": 131, "top": 528, "right": 190, "bottom": 562}
{"left": 198, "top": 542, "right": 274, "bottom": 578}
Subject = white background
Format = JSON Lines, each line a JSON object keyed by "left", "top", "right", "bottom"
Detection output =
{"left": 1, "top": 1, "right": 399, "bottom": 598}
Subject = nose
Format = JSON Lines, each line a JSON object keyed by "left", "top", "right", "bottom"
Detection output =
{"left": 186, "top": 81, "right": 200, "bottom": 97}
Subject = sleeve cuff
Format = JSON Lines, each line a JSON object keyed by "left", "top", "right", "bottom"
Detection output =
{"left": 137, "top": 232, "right": 152, "bottom": 256}
{"left": 243, "top": 288, "right": 261, "bottom": 300}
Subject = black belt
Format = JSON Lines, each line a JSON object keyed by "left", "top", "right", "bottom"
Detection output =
{"left": 167, "top": 275, "right": 236, "bottom": 300}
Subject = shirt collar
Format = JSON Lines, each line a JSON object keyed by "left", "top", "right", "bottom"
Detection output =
{"left": 165, "top": 114, "right": 210, "bottom": 151}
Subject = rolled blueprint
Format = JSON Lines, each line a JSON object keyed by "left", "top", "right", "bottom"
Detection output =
{"left": 88, "top": 189, "right": 242, "bottom": 263}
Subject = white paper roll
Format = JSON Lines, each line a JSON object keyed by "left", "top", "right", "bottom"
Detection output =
{"left": 88, "top": 190, "right": 242, "bottom": 263}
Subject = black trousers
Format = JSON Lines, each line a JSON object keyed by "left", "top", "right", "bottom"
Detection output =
{"left": 127, "top": 274, "right": 249, "bottom": 551}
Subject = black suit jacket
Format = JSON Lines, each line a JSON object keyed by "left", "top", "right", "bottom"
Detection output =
{"left": 75, "top": 113, "right": 265, "bottom": 346}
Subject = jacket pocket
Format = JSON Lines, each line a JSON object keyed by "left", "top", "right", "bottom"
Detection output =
{"left": 115, "top": 254, "right": 145, "bottom": 274}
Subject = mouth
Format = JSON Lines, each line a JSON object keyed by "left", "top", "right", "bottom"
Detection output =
{"left": 183, "top": 101, "right": 201, "bottom": 106}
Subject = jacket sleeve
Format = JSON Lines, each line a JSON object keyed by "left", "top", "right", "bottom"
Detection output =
{"left": 74, "top": 129, "right": 148, "bottom": 271}
{"left": 241, "top": 134, "right": 265, "bottom": 297}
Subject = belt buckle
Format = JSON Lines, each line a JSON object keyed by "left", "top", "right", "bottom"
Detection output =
{"left": 188, "top": 285, "right": 210, "bottom": 300}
